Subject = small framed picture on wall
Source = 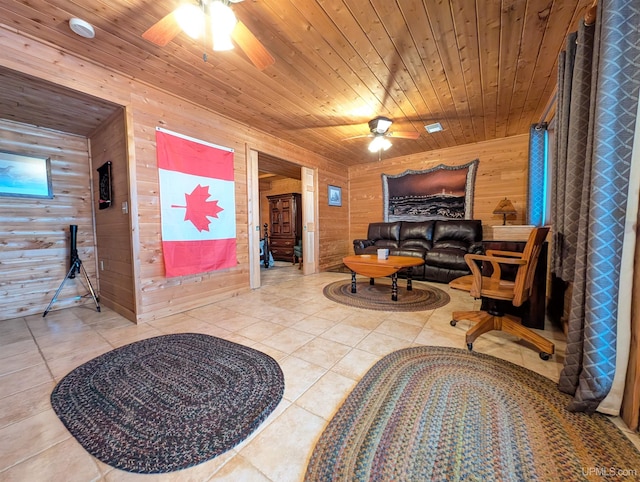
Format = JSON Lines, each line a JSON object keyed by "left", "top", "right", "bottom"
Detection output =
{"left": 328, "top": 185, "right": 342, "bottom": 206}
{"left": 0, "top": 151, "right": 53, "bottom": 199}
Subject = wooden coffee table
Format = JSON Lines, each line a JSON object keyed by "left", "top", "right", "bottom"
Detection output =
{"left": 342, "top": 255, "right": 425, "bottom": 301}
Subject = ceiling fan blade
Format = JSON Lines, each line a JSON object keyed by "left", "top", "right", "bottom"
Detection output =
{"left": 231, "top": 20, "right": 275, "bottom": 70}
{"left": 388, "top": 131, "right": 420, "bottom": 140}
{"left": 142, "top": 10, "right": 182, "bottom": 46}
{"left": 342, "top": 134, "right": 373, "bottom": 141}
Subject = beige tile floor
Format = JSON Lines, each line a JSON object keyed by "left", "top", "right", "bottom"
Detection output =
{"left": 1, "top": 264, "right": 637, "bottom": 481}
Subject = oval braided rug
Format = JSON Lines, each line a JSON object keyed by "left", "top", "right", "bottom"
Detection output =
{"left": 305, "top": 346, "right": 640, "bottom": 481}
{"left": 50, "top": 333, "right": 284, "bottom": 474}
{"left": 323, "top": 279, "right": 450, "bottom": 312}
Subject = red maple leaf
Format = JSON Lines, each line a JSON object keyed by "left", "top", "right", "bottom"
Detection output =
{"left": 171, "top": 184, "right": 224, "bottom": 232}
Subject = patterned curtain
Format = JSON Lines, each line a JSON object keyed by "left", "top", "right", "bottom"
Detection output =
{"left": 552, "top": 0, "right": 640, "bottom": 414}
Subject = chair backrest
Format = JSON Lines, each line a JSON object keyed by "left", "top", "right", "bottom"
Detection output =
{"left": 512, "top": 227, "right": 550, "bottom": 307}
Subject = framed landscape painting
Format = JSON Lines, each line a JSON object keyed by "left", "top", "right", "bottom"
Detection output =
{"left": 0, "top": 151, "right": 53, "bottom": 199}
{"left": 382, "top": 159, "right": 478, "bottom": 221}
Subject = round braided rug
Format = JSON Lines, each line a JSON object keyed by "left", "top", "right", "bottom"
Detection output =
{"left": 323, "top": 279, "right": 450, "bottom": 311}
{"left": 51, "top": 333, "right": 284, "bottom": 474}
{"left": 305, "top": 346, "right": 640, "bottom": 481}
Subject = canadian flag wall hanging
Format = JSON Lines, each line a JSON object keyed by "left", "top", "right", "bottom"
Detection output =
{"left": 156, "top": 127, "right": 236, "bottom": 277}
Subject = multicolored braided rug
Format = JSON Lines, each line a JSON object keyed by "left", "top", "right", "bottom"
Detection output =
{"left": 50, "top": 333, "right": 284, "bottom": 474}
{"left": 323, "top": 279, "right": 450, "bottom": 312}
{"left": 305, "top": 346, "right": 640, "bottom": 481}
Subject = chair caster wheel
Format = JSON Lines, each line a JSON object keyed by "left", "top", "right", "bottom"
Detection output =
{"left": 539, "top": 352, "right": 551, "bottom": 361}
{"left": 450, "top": 320, "right": 457, "bottom": 326}
{"left": 467, "top": 343, "right": 473, "bottom": 351}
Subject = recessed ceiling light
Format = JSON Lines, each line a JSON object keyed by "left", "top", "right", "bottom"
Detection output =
{"left": 425, "top": 122, "right": 443, "bottom": 133}
{"left": 69, "top": 18, "right": 95, "bottom": 39}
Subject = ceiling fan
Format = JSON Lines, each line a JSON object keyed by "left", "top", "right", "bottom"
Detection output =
{"left": 344, "top": 116, "right": 420, "bottom": 152}
{"left": 142, "top": 0, "right": 275, "bottom": 70}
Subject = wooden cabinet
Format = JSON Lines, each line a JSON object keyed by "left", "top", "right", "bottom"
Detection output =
{"left": 267, "top": 193, "right": 301, "bottom": 261}
{"left": 481, "top": 240, "right": 548, "bottom": 330}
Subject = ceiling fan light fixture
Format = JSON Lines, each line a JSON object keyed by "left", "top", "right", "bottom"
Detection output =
{"left": 368, "top": 136, "right": 392, "bottom": 152}
{"left": 210, "top": 1, "right": 237, "bottom": 51}
{"left": 175, "top": 3, "right": 205, "bottom": 39}
{"left": 368, "top": 116, "right": 393, "bottom": 134}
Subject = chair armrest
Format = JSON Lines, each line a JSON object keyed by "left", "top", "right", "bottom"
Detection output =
{"left": 464, "top": 253, "right": 527, "bottom": 265}
{"left": 353, "top": 239, "right": 373, "bottom": 254}
{"left": 485, "top": 249, "right": 523, "bottom": 258}
{"left": 464, "top": 253, "right": 527, "bottom": 294}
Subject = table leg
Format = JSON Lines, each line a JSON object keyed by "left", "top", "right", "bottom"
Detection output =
{"left": 407, "top": 267, "right": 413, "bottom": 291}
{"left": 370, "top": 278, "right": 375, "bottom": 285}
{"left": 351, "top": 271, "right": 357, "bottom": 293}
{"left": 391, "top": 273, "right": 398, "bottom": 301}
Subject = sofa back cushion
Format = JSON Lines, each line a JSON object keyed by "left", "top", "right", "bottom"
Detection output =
{"left": 367, "top": 222, "right": 401, "bottom": 242}
{"left": 432, "top": 220, "right": 482, "bottom": 249}
{"left": 373, "top": 239, "right": 399, "bottom": 249}
{"left": 399, "top": 221, "right": 434, "bottom": 251}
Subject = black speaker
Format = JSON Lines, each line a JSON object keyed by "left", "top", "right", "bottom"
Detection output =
{"left": 69, "top": 225, "right": 79, "bottom": 276}
{"left": 44, "top": 223, "right": 101, "bottom": 316}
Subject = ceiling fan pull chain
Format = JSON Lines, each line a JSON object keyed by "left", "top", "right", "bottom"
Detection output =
{"left": 202, "top": 1, "right": 207, "bottom": 62}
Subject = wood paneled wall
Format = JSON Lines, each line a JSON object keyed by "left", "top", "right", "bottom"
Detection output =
{"left": 0, "top": 119, "right": 97, "bottom": 320}
{"left": 0, "top": 23, "right": 526, "bottom": 323}
{"left": 317, "top": 171, "right": 350, "bottom": 270}
{"left": 9, "top": 25, "right": 551, "bottom": 323}
{"left": 127, "top": 90, "right": 351, "bottom": 320}
{"left": 128, "top": 92, "right": 250, "bottom": 321}
{"left": 0, "top": 26, "right": 354, "bottom": 322}
{"left": 348, "top": 134, "right": 530, "bottom": 243}
{"left": 89, "top": 109, "right": 135, "bottom": 319}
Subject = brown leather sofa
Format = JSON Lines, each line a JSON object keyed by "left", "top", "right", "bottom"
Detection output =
{"left": 352, "top": 220, "right": 483, "bottom": 283}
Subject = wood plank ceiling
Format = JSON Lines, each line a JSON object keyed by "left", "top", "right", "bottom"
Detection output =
{"left": 0, "top": 0, "right": 592, "bottom": 167}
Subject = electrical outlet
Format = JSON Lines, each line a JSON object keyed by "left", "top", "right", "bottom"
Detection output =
{"left": 122, "top": 201, "right": 128, "bottom": 214}
{"left": 100, "top": 260, "right": 104, "bottom": 271}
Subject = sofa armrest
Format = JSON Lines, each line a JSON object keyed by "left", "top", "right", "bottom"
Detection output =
{"left": 469, "top": 242, "right": 484, "bottom": 255}
{"left": 353, "top": 239, "right": 373, "bottom": 254}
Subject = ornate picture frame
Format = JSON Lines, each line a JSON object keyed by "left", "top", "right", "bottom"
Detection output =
{"left": 382, "top": 159, "right": 479, "bottom": 221}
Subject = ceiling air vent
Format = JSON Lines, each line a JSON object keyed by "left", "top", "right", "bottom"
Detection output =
{"left": 424, "top": 122, "right": 443, "bottom": 134}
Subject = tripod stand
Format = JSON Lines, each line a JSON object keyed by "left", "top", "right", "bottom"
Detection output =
{"left": 43, "top": 254, "right": 101, "bottom": 317}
